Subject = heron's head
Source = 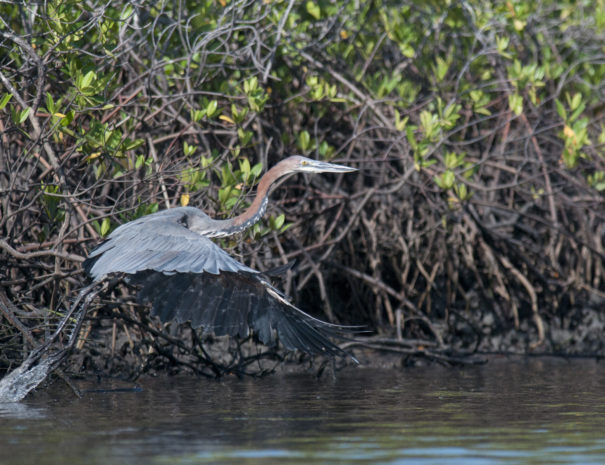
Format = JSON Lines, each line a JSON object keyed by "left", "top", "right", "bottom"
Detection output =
{"left": 279, "top": 155, "right": 357, "bottom": 175}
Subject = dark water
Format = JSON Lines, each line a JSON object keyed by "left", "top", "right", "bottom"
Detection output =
{"left": 1, "top": 358, "right": 605, "bottom": 465}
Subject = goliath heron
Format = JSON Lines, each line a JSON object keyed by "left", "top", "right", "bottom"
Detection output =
{"left": 83, "top": 156, "right": 357, "bottom": 359}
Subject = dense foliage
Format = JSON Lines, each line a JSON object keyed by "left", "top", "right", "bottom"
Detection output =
{"left": 2, "top": 0, "right": 605, "bottom": 375}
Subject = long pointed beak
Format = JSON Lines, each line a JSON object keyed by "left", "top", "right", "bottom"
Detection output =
{"left": 307, "top": 160, "right": 357, "bottom": 173}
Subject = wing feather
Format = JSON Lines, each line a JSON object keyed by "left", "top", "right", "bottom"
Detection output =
{"left": 84, "top": 207, "right": 352, "bottom": 358}
{"left": 83, "top": 208, "right": 255, "bottom": 279}
{"left": 128, "top": 271, "right": 351, "bottom": 358}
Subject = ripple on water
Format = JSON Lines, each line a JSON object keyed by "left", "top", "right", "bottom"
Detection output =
{"left": 1, "top": 359, "right": 605, "bottom": 465}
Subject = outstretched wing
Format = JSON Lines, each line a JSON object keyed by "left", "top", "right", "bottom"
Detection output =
{"left": 83, "top": 208, "right": 350, "bottom": 358}
{"left": 128, "top": 270, "right": 350, "bottom": 357}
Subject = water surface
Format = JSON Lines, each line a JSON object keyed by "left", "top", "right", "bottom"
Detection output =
{"left": 1, "top": 358, "right": 605, "bottom": 465}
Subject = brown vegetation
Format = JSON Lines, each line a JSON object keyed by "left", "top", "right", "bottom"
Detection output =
{"left": 2, "top": 1, "right": 605, "bottom": 384}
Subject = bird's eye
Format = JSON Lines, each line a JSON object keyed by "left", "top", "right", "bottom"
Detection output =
{"left": 178, "top": 215, "right": 189, "bottom": 228}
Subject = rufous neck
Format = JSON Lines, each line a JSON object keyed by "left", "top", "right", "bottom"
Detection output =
{"left": 232, "top": 163, "right": 283, "bottom": 227}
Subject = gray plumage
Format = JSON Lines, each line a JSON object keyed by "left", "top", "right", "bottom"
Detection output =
{"left": 83, "top": 156, "right": 357, "bottom": 358}
{"left": 85, "top": 207, "right": 252, "bottom": 277}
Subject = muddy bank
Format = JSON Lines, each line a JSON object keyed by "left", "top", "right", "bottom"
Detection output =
{"left": 58, "top": 304, "right": 605, "bottom": 382}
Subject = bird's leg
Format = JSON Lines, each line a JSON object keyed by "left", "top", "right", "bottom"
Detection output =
{"left": 0, "top": 281, "right": 105, "bottom": 402}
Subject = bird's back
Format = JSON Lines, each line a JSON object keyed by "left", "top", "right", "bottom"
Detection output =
{"left": 83, "top": 206, "right": 255, "bottom": 280}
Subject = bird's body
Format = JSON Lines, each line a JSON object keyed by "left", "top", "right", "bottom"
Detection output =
{"left": 84, "top": 156, "right": 356, "bottom": 358}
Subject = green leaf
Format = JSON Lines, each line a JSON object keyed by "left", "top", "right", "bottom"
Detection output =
{"left": 399, "top": 43, "right": 415, "bottom": 58}
{"left": 508, "top": 93, "right": 523, "bottom": 116}
{"left": 120, "top": 5, "right": 133, "bottom": 21}
{"left": 395, "top": 110, "right": 408, "bottom": 131}
{"left": 243, "top": 76, "right": 258, "bottom": 94}
{"left": 274, "top": 213, "right": 285, "bottom": 229}
{"left": 496, "top": 36, "right": 510, "bottom": 56}
{"left": 206, "top": 100, "right": 218, "bottom": 118}
{"left": 18, "top": 107, "right": 30, "bottom": 124}
{"left": 191, "top": 109, "right": 205, "bottom": 122}
{"left": 250, "top": 162, "right": 263, "bottom": 178}
{"left": 60, "top": 110, "right": 75, "bottom": 127}
{"left": 420, "top": 110, "right": 436, "bottom": 138}
{"left": 239, "top": 157, "right": 251, "bottom": 181}
{"left": 298, "top": 130, "right": 311, "bottom": 152}
{"left": 100, "top": 218, "right": 111, "bottom": 237}
{"left": 0, "top": 93, "right": 12, "bottom": 111}
{"left": 445, "top": 152, "right": 464, "bottom": 169}
{"left": 237, "top": 128, "right": 253, "bottom": 146}
{"left": 455, "top": 183, "right": 471, "bottom": 201}
{"left": 435, "top": 56, "right": 448, "bottom": 81}
{"left": 224, "top": 196, "right": 239, "bottom": 210}
{"left": 231, "top": 104, "right": 239, "bottom": 123}
{"left": 435, "top": 170, "right": 455, "bottom": 190}
{"left": 405, "top": 125, "right": 418, "bottom": 151}
{"left": 45, "top": 93, "right": 55, "bottom": 113}
{"left": 124, "top": 138, "right": 144, "bottom": 151}
{"left": 306, "top": 1, "right": 321, "bottom": 20}
{"left": 555, "top": 99, "right": 566, "bottom": 121}
{"left": 80, "top": 70, "right": 96, "bottom": 90}
{"left": 570, "top": 101, "right": 586, "bottom": 123}
{"left": 442, "top": 170, "right": 455, "bottom": 189}
{"left": 231, "top": 104, "right": 248, "bottom": 124}
{"left": 598, "top": 126, "right": 605, "bottom": 145}
{"left": 570, "top": 92, "right": 582, "bottom": 111}
{"left": 183, "top": 141, "right": 196, "bottom": 157}
{"left": 595, "top": 181, "right": 605, "bottom": 191}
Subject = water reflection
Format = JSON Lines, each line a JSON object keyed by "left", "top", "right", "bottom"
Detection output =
{"left": 0, "top": 401, "right": 46, "bottom": 420}
{"left": 1, "top": 358, "right": 605, "bottom": 465}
